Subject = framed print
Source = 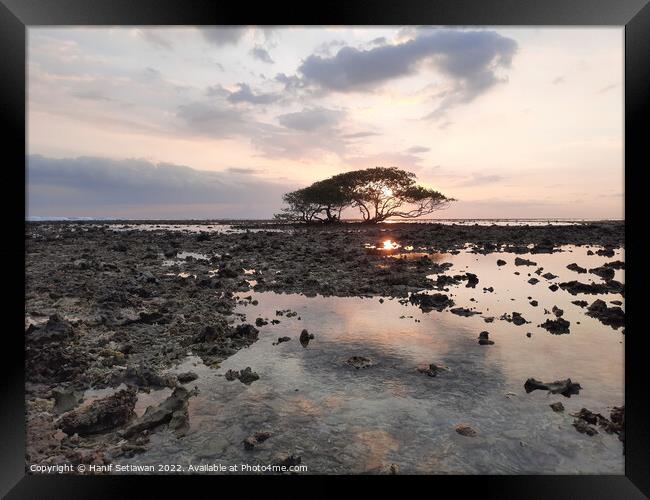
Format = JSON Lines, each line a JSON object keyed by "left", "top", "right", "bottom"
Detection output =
{"left": 1, "top": 0, "right": 648, "bottom": 497}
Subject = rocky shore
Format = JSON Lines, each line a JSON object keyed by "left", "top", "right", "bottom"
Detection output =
{"left": 25, "top": 220, "right": 624, "bottom": 470}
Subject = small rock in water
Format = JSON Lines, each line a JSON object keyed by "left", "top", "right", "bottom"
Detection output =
{"left": 497, "top": 259, "right": 507, "bottom": 266}
{"left": 346, "top": 356, "right": 375, "bottom": 369}
{"left": 177, "top": 372, "right": 198, "bottom": 384}
{"left": 273, "top": 452, "right": 302, "bottom": 468}
{"left": 450, "top": 307, "right": 481, "bottom": 317}
{"left": 478, "top": 331, "right": 494, "bottom": 345}
{"left": 539, "top": 317, "right": 571, "bottom": 334}
{"left": 515, "top": 257, "right": 537, "bottom": 266}
{"left": 529, "top": 300, "right": 538, "bottom": 307}
{"left": 550, "top": 402, "right": 565, "bottom": 412}
{"left": 524, "top": 378, "right": 581, "bottom": 397}
{"left": 243, "top": 431, "right": 273, "bottom": 450}
{"left": 225, "top": 367, "right": 260, "bottom": 385}
{"left": 417, "top": 362, "right": 449, "bottom": 377}
{"left": 585, "top": 299, "right": 625, "bottom": 329}
{"left": 386, "top": 463, "right": 399, "bottom": 475}
{"left": 455, "top": 423, "right": 478, "bottom": 437}
{"left": 573, "top": 419, "right": 598, "bottom": 436}
{"left": 299, "top": 329, "right": 314, "bottom": 347}
{"left": 273, "top": 336, "right": 291, "bottom": 345}
{"left": 567, "top": 263, "right": 587, "bottom": 274}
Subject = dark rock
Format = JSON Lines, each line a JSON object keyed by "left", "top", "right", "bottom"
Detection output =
{"left": 527, "top": 278, "right": 539, "bottom": 285}
{"left": 225, "top": 367, "right": 260, "bottom": 385}
{"left": 417, "top": 362, "right": 449, "bottom": 376}
{"left": 573, "top": 419, "right": 598, "bottom": 436}
{"left": 119, "top": 365, "right": 175, "bottom": 389}
{"left": 550, "top": 402, "right": 565, "bottom": 412}
{"left": 542, "top": 272, "right": 558, "bottom": 280}
{"left": 409, "top": 293, "right": 454, "bottom": 312}
{"left": 450, "top": 307, "right": 481, "bottom": 317}
{"left": 529, "top": 300, "right": 538, "bottom": 307}
{"left": 465, "top": 273, "right": 479, "bottom": 288}
{"left": 501, "top": 312, "right": 528, "bottom": 325}
{"left": 274, "top": 336, "right": 291, "bottom": 345}
{"left": 589, "top": 266, "right": 615, "bottom": 281}
{"left": 177, "top": 372, "right": 198, "bottom": 383}
{"left": 122, "top": 386, "right": 198, "bottom": 437}
{"left": 567, "top": 263, "right": 587, "bottom": 274}
{"left": 524, "top": 378, "right": 581, "bottom": 397}
{"left": 585, "top": 299, "right": 625, "bottom": 329}
{"left": 346, "top": 356, "right": 375, "bottom": 369}
{"left": 496, "top": 259, "right": 507, "bottom": 266}
{"left": 552, "top": 306, "right": 564, "bottom": 317}
{"left": 455, "top": 423, "right": 477, "bottom": 437}
{"left": 299, "top": 329, "right": 314, "bottom": 347}
{"left": 572, "top": 300, "right": 588, "bottom": 308}
{"left": 539, "top": 317, "right": 571, "bottom": 334}
{"left": 478, "top": 331, "right": 494, "bottom": 345}
{"left": 596, "top": 247, "right": 615, "bottom": 257}
{"left": 243, "top": 431, "right": 273, "bottom": 450}
{"left": 273, "top": 453, "right": 302, "bottom": 468}
{"left": 515, "top": 257, "right": 537, "bottom": 266}
{"left": 25, "top": 314, "right": 75, "bottom": 343}
{"left": 60, "top": 388, "right": 137, "bottom": 436}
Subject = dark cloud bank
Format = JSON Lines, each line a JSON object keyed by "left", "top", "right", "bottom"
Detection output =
{"left": 27, "top": 155, "right": 294, "bottom": 219}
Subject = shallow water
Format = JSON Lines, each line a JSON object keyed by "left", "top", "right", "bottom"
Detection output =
{"left": 116, "top": 245, "right": 624, "bottom": 474}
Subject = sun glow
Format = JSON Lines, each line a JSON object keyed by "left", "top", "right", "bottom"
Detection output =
{"left": 383, "top": 240, "right": 399, "bottom": 250}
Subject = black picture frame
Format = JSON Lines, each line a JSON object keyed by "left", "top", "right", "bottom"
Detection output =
{"left": 1, "top": 0, "right": 648, "bottom": 497}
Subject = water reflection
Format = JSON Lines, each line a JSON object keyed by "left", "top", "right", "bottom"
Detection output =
{"left": 117, "top": 245, "right": 624, "bottom": 474}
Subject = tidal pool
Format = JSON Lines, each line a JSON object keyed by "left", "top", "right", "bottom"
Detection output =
{"left": 116, "top": 246, "right": 624, "bottom": 474}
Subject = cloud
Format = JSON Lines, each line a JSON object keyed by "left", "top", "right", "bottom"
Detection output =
{"left": 294, "top": 28, "right": 517, "bottom": 118}
{"left": 71, "top": 89, "right": 116, "bottom": 102}
{"left": 406, "top": 145, "right": 430, "bottom": 154}
{"left": 136, "top": 29, "right": 173, "bottom": 50}
{"left": 277, "top": 107, "right": 344, "bottom": 131}
{"left": 552, "top": 76, "right": 565, "bottom": 85}
{"left": 176, "top": 101, "right": 252, "bottom": 137}
{"left": 598, "top": 83, "right": 619, "bottom": 94}
{"left": 201, "top": 27, "right": 248, "bottom": 46}
{"left": 454, "top": 173, "right": 503, "bottom": 187}
{"left": 341, "top": 131, "right": 381, "bottom": 139}
{"left": 344, "top": 151, "right": 426, "bottom": 170}
{"left": 250, "top": 46, "right": 274, "bottom": 64}
{"left": 226, "top": 83, "right": 280, "bottom": 105}
{"left": 27, "top": 155, "right": 293, "bottom": 218}
{"left": 225, "top": 167, "right": 263, "bottom": 175}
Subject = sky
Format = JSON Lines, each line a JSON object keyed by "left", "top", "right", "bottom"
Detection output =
{"left": 27, "top": 26, "right": 624, "bottom": 219}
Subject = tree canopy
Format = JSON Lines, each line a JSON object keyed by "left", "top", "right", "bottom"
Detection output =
{"left": 275, "top": 167, "right": 455, "bottom": 223}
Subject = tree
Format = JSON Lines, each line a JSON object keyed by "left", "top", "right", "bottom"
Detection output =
{"left": 275, "top": 166, "right": 455, "bottom": 223}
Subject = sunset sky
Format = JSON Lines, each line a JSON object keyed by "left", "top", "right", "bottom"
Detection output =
{"left": 27, "top": 26, "right": 624, "bottom": 219}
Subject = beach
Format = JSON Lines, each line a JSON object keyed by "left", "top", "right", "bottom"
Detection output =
{"left": 24, "top": 220, "right": 625, "bottom": 473}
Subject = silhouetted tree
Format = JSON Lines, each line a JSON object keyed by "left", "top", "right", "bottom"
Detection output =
{"left": 275, "top": 166, "right": 454, "bottom": 223}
